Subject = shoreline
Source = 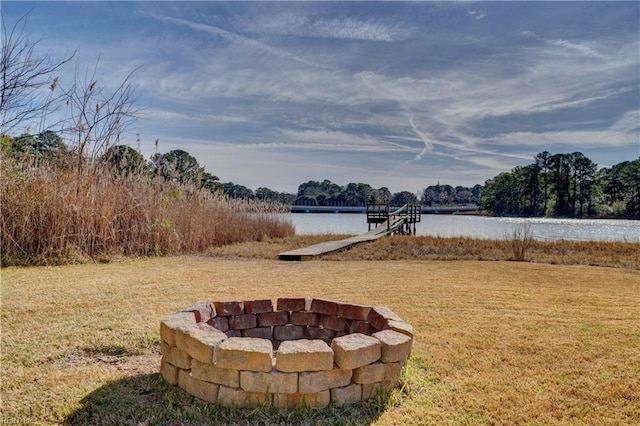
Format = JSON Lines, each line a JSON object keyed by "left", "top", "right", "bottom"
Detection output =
{"left": 3, "top": 234, "right": 638, "bottom": 270}
{"left": 212, "top": 234, "right": 640, "bottom": 270}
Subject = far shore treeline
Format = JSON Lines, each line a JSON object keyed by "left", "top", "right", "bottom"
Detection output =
{"left": 226, "top": 152, "right": 640, "bottom": 219}
{"left": 3, "top": 132, "right": 639, "bottom": 219}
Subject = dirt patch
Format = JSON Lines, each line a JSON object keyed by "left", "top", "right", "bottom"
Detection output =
{"left": 112, "top": 349, "right": 162, "bottom": 375}
{"left": 46, "top": 344, "right": 161, "bottom": 375}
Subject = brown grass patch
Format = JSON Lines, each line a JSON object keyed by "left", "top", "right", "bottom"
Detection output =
{"left": 206, "top": 234, "right": 352, "bottom": 259}
{"left": 327, "top": 235, "right": 640, "bottom": 269}
{"left": 2, "top": 257, "right": 639, "bottom": 424}
{"left": 206, "top": 234, "right": 640, "bottom": 270}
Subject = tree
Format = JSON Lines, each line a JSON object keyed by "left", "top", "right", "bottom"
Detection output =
{"left": 320, "top": 179, "right": 345, "bottom": 205}
{"left": 150, "top": 149, "right": 204, "bottom": 185}
{"left": 390, "top": 191, "right": 418, "bottom": 206}
{"left": 101, "top": 144, "right": 147, "bottom": 175}
{"left": 9, "top": 130, "right": 68, "bottom": 163}
{"left": 454, "top": 186, "right": 476, "bottom": 205}
{"left": 0, "top": 134, "right": 11, "bottom": 155}
{"left": 621, "top": 158, "right": 640, "bottom": 218}
{"left": 255, "top": 187, "right": 295, "bottom": 204}
{"left": 201, "top": 171, "right": 221, "bottom": 193}
{"left": 1, "top": 13, "right": 74, "bottom": 134}
{"left": 471, "top": 184, "right": 482, "bottom": 201}
{"left": 572, "top": 153, "right": 597, "bottom": 218}
{"left": 550, "top": 153, "right": 572, "bottom": 217}
{"left": 535, "top": 151, "right": 552, "bottom": 215}
{"left": 423, "top": 183, "right": 478, "bottom": 206}
{"left": 479, "top": 172, "right": 522, "bottom": 215}
{"left": 476, "top": 151, "right": 638, "bottom": 218}
{"left": 599, "top": 162, "right": 628, "bottom": 207}
{"left": 344, "top": 183, "right": 359, "bottom": 206}
{"left": 518, "top": 163, "right": 541, "bottom": 216}
{"left": 423, "top": 183, "right": 457, "bottom": 206}
{"left": 295, "top": 179, "right": 347, "bottom": 206}
{"left": 255, "top": 187, "right": 277, "bottom": 202}
{"left": 422, "top": 186, "right": 437, "bottom": 206}
{"left": 346, "top": 182, "right": 375, "bottom": 206}
{"left": 222, "top": 182, "right": 254, "bottom": 199}
{"left": 375, "top": 187, "right": 392, "bottom": 204}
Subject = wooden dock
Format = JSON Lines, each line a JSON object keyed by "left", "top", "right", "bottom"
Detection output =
{"left": 278, "top": 204, "right": 420, "bottom": 261}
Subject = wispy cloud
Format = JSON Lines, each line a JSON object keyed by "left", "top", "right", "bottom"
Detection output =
{"left": 484, "top": 111, "right": 640, "bottom": 149}
{"left": 234, "top": 9, "right": 414, "bottom": 42}
{"left": 468, "top": 10, "right": 487, "bottom": 20}
{"left": 155, "top": 15, "right": 333, "bottom": 70}
{"left": 145, "top": 108, "right": 250, "bottom": 124}
{"left": 611, "top": 110, "right": 640, "bottom": 135}
{"left": 266, "top": 129, "right": 414, "bottom": 154}
{"left": 5, "top": 1, "right": 636, "bottom": 191}
{"left": 546, "top": 39, "right": 605, "bottom": 60}
{"left": 408, "top": 116, "right": 433, "bottom": 161}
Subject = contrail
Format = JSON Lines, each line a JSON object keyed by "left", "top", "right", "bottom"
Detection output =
{"left": 156, "top": 15, "right": 333, "bottom": 70}
{"left": 409, "top": 115, "right": 433, "bottom": 161}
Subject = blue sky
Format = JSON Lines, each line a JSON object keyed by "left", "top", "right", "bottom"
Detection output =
{"left": 3, "top": 1, "right": 639, "bottom": 193}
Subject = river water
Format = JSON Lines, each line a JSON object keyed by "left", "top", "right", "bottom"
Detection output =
{"left": 289, "top": 213, "right": 640, "bottom": 243}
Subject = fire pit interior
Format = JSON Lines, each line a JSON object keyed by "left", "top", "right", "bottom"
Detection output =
{"left": 160, "top": 298, "right": 413, "bottom": 408}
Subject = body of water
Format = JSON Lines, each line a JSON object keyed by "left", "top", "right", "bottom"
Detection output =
{"left": 290, "top": 213, "right": 639, "bottom": 243}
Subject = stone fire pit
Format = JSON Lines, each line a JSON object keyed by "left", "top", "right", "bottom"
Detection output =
{"left": 160, "top": 298, "right": 413, "bottom": 408}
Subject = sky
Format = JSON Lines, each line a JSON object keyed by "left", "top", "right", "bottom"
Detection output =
{"left": 3, "top": 1, "right": 639, "bottom": 193}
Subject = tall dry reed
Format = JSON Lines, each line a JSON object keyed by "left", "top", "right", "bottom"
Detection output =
{"left": 0, "top": 158, "right": 294, "bottom": 266}
{"left": 508, "top": 222, "right": 534, "bottom": 261}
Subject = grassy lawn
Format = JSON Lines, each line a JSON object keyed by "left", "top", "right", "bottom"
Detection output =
{"left": 2, "top": 257, "right": 639, "bottom": 425}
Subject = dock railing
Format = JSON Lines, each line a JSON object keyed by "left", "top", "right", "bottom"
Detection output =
{"left": 404, "top": 204, "right": 421, "bottom": 234}
{"left": 367, "top": 203, "right": 421, "bottom": 234}
{"left": 366, "top": 203, "right": 390, "bottom": 231}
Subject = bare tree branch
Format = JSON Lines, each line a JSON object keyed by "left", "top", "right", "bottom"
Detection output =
{"left": 1, "top": 12, "right": 74, "bottom": 134}
{"left": 59, "top": 58, "right": 142, "bottom": 175}
{"left": 1, "top": 11, "right": 143, "bottom": 182}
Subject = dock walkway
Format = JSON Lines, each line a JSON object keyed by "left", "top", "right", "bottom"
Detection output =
{"left": 278, "top": 204, "right": 419, "bottom": 261}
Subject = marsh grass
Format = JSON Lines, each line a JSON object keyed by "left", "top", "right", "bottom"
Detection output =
{"left": 2, "top": 258, "right": 638, "bottom": 424}
{"left": 508, "top": 222, "right": 534, "bottom": 261}
{"left": 0, "top": 158, "right": 294, "bottom": 266}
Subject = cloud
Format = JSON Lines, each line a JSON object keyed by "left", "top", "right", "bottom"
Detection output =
{"left": 261, "top": 129, "right": 417, "bottom": 155}
{"left": 145, "top": 108, "right": 250, "bottom": 124}
{"left": 235, "top": 9, "right": 414, "bottom": 42}
{"left": 547, "top": 39, "right": 605, "bottom": 59}
{"left": 155, "top": 15, "right": 333, "bottom": 70}
{"left": 481, "top": 110, "right": 639, "bottom": 150}
{"left": 468, "top": 10, "right": 487, "bottom": 20}
{"left": 611, "top": 110, "right": 640, "bottom": 135}
{"left": 304, "top": 18, "right": 412, "bottom": 42}
{"left": 408, "top": 116, "right": 434, "bottom": 161}
{"left": 145, "top": 4, "right": 637, "bottom": 163}
{"left": 520, "top": 29, "right": 612, "bottom": 60}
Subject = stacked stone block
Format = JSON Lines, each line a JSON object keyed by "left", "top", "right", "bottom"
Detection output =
{"left": 160, "top": 298, "right": 413, "bottom": 408}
